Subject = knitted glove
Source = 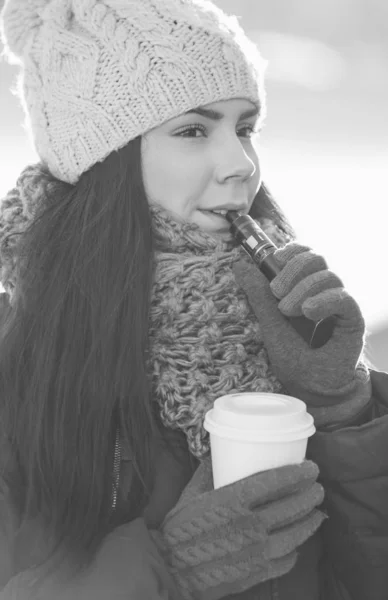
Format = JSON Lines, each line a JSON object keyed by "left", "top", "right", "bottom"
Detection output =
{"left": 233, "top": 243, "right": 369, "bottom": 404}
{"left": 150, "top": 457, "right": 325, "bottom": 600}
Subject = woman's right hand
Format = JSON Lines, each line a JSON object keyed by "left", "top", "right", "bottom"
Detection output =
{"left": 150, "top": 457, "right": 325, "bottom": 600}
{"left": 233, "top": 244, "right": 367, "bottom": 399}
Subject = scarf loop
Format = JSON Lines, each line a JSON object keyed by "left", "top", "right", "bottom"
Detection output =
{"left": 149, "top": 205, "right": 287, "bottom": 458}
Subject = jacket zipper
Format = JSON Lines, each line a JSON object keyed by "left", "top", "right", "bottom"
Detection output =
{"left": 111, "top": 426, "right": 121, "bottom": 510}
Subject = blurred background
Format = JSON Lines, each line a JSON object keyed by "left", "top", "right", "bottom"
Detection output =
{"left": 1, "top": 0, "right": 387, "bottom": 369}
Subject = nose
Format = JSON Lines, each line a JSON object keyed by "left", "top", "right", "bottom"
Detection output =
{"left": 215, "top": 135, "right": 257, "bottom": 184}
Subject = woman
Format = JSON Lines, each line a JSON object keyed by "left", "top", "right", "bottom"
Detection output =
{"left": 0, "top": 1, "right": 387, "bottom": 599}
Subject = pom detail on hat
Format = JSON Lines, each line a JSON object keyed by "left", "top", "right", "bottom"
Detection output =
{"left": 0, "top": 0, "right": 48, "bottom": 61}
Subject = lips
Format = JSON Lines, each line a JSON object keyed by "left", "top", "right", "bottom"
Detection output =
{"left": 200, "top": 210, "right": 228, "bottom": 222}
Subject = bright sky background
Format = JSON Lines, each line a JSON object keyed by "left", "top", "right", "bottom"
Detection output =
{"left": 1, "top": 0, "right": 387, "bottom": 339}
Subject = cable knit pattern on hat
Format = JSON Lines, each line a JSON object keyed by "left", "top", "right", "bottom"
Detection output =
{"left": 149, "top": 205, "right": 287, "bottom": 458}
{"left": 1, "top": 0, "right": 266, "bottom": 184}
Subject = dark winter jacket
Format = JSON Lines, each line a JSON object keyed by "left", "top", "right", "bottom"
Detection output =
{"left": 0, "top": 282, "right": 387, "bottom": 600}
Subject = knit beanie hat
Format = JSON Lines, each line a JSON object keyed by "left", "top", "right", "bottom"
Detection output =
{"left": 1, "top": 0, "right": 266, "bottom": 185}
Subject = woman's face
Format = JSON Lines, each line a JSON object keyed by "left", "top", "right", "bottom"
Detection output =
{"left": 141, "top": 98, "right": 262, "bottom": 239}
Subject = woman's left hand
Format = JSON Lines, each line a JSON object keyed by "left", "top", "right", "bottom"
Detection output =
{"left": 233, "top": 242, "right": 367, "bottom": 400}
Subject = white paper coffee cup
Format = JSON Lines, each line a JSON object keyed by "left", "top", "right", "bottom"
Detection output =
{"left": 204, "top": 392, "right": 316, "bottom": 489}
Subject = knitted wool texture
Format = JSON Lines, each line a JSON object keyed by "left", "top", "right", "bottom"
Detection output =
{"left": 150, "top": 459, "right": 325, "bottom": 600}
{"left": 0, "top": 0, "right": 266, "bottom": 184}
{"left": 149, "top": 204, "right": 289, "bottom": 458}
{"left": 0, "top": 165, "right": 290, "bottom": 459}
{"left": 0, "top": 163, "right": 55, "bottom": 301}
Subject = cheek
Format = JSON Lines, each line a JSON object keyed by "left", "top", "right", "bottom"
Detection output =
{"left": 141, "top": 138, "right": 176, "bottom": 205}
{"left": 143, "top": 155, "right": 193, "bottom": 208}
{"left": 141, "top": 137, "right": 208, "bottom": 212}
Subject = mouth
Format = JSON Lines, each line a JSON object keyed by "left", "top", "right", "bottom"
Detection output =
{"left": 199, "top": 209, "right": 230, "bottom": 226}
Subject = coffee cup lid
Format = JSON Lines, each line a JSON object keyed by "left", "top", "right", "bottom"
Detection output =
{"left": 204, "top": 392, "right": 315, "bottom": 442}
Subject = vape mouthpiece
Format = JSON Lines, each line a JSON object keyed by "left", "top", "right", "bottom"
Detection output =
{"left": 225, "top": 210, "right": 241, "bottom": 224}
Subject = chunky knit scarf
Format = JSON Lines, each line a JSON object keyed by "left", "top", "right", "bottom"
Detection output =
{"left": 149, "top": 204, "right": 289, "bottom": 458}
{"left": 0, "top": 165, "right": 290, "bottom": 460}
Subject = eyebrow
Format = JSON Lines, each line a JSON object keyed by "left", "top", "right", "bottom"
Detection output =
{"left": 185, "top": 105, "right": 260, "bottom": 121}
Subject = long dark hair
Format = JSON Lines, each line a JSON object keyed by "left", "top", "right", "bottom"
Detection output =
{"left": 250, "top": 181, "right": 295, "bottom": 240}
{"left": 0, "top": 137, "right": 160, "bottom": 580}
{"left": 0, "top": 138, "right": 293, "bottom": 581}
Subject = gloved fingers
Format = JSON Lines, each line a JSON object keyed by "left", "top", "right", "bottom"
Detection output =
{"left": 271, "top": 250, "right": 329, "bottom": 299}
{"left": 174, "top": 460, "right": 320, "bottom": 525}
{"left": 237, "top": 460, "right": 320, "bottom": 510}
{"left": 258, "top": 482, "right": 325, "bottom": 531}
{"left": 233, "top": 259, "right": 313, "bottom": 351}
{"left": 277, "top": 270, "right": 343, "bottom": 317}
{"left": 271, "top": 242, "right": 313, "bottom": 268}
{"left": 302, "top": 288, "right": 365, "bottom": 331}
{"left": 267, "top": 508, "right": 326, "bottom": 560}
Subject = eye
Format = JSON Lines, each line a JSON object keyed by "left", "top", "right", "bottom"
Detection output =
{"left": 174, "top": 124, "right": 207, "bottom": 138}
{"left": 237, "top": 123, "right": 261, "bottom": 138}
